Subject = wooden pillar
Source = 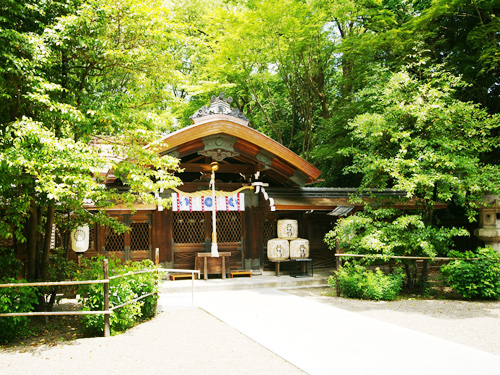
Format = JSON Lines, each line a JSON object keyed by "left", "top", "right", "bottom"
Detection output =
{"left": 103, "top": 258, "right": 110, "bottom": 337}
{"left": 152, "top": 210, "right": 171, "bottom": 264}
{"left": 165, "top": 209, "right": 173, "bottom": 263}
{"left": 245, "top": 205, "right": 263, "bottom": 271}
{"left": 96, "top": 224, "right": 105, "bottom": 256}
{"left": 244, "top": 207, "right": 252, "bottom": 262}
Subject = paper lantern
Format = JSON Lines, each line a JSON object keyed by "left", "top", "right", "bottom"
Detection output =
{"left": 71, "top": 225, "right": 89, "bottom": 253}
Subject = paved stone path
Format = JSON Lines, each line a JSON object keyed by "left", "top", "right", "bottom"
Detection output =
{"left": 160, "top": 289, "right": 500, "bottom": 375}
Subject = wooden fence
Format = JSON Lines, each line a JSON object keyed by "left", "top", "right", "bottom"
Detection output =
{"left": 0, "top": 249, "right": 200, "bottom": 337}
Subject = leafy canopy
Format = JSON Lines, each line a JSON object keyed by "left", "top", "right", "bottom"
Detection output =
{"left": 341, "top": 62, "right": 500, "bottom": 220}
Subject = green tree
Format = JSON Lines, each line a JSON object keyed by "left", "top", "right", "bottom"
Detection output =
{"left": 327, "top": 62, "right": 500, "bottom": 290}
{"left": 0, "top": 0, "right": 182, "bottom": 307}
{"left": 327, "top": 206, "right": 467, "bottom": 290}
{"left": 409, "top": 0, "right": 500, "bottom": 112}
{"left": 173, "top": 0, "right": 336, "bottom": 160}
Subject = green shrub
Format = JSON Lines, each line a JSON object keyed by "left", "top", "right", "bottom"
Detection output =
{"left": 329, "top": 264, "right": 365, "bottom": 299}
{"left": 0, "top": 248, "right": 23, "bottom": 279}
{"left": 0, "top": 279, "right": 39, "bottom": 343}
{"left": 329, "top": 264, "right": 404, "bottom": 301}
{"left": 363, "top": 268, "right": 404, "bottom": 301}
{"left": 440, "top": 247, "right": 500, "bottom": 300}
{"left": 77, "top": 256, "right": 159, "bottom": 335}
{"left": 127, "top": 259, "right": 158, "bottom": 318}
{"left": 0, "top": 249, "right": 38, "bottom": 343}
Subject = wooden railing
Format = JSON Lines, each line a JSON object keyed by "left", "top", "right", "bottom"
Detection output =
{"left": 0, "top": 249, "right": 200, "bottom": 337}
{"left": 334, "top": 253, "right": 478, "bottom": 267}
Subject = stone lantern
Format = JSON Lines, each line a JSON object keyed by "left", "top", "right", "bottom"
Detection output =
{"left": 474, "top": 195, "right": 500, "bottom": 252}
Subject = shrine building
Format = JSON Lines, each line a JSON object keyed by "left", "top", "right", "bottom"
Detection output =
{"left": 78, "top": 94, "right": 407, "bottom": 274}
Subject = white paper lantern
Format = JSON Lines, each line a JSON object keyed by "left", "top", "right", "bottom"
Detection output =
{"left": 71, "top": 225, "right": 89, "bottom": 253}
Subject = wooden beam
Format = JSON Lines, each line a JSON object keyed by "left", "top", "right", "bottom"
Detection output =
{"left": 180, "top": 163, "right": 255, "bottom": 174}
{"left": 177, "top": 140, "right": 205, "bottom": 158}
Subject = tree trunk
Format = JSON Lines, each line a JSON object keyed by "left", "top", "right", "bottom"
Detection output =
{"left": 27, "top": 200, "right": 38, "bottom": 281}
{"left": 40, "top": 204, "right": 55, "bottom": 281}
{"left": 418, "top": 205, "right": 434, "bottom": 288}
{"left": 403, "top": 260, "right": 418, "bottom": 291}
{"left": 418, "top": 260, "right": 430, "bottom": 291}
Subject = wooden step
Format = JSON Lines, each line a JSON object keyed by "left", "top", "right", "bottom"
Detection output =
{"left": 230, "top": 270, "right": 252, "bottom": 278}
{"left": 170, "top": 273, "right": 194, "bottom": 281}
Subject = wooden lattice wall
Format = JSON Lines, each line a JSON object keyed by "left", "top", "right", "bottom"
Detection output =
{"left": 173, "top": 211, "right": 205, "bottom": 243}
{"left": 172, "top": 211, "right": 243, "bottom": 270}
{"left": 210, "top": 211, "right": 242, "bottom": 243}
{"left": 103, "top": 212, "right": 151, "bottom": 261}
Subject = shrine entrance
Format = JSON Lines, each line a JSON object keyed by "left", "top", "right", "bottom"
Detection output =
{"left": 172, "top": 210, "right": 244, "bottom": 271}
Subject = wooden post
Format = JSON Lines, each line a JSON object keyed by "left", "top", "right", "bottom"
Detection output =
{"left": 222, "top": 255, "right": 226, "bottom": 279}
{"left": 155, "top": 248, "right": 159, "bottom": 316}
{"left": 335, "top": 239, "right": 341, "bottom": 297}
{"left": 103, "top": 259, "right": 110, "bottom": 337}
{"left": 191, "top": 272, "right": 195, "bottom": 305}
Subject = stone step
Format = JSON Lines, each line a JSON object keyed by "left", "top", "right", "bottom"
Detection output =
{"left": 159, "top": 270, "right": 332, "bottom": 294}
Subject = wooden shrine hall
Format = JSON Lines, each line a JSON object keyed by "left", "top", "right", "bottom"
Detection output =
{"left": 79, "top": 94, "right": 400, "bottom": 274}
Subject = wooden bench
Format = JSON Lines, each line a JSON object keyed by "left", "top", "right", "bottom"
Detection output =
{"left": 230, "top": 270, "right": 252, "bottom": 278}
{"left": 170, "top": 273, "right": 194, "bottom": 281}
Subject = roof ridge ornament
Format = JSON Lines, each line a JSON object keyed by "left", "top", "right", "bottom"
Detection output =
{"left": 190, "top": 92, "right": 249, "bottom": 123}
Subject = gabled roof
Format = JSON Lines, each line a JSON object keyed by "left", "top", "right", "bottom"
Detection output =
{"left": 156, "top": 95, "right": 322, "bottom": 186}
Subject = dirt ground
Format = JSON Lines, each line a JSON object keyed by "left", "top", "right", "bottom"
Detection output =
{"left": 1, "top": 300, "right": 88, "bottom": 352}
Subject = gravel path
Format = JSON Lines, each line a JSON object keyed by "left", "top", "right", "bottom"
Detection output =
{"left": 2, "top": 287, "right": 499, "bottom": 374}
{"left": 0, "top": 308, "right": 305, "bottom": 375}
{"left": 284, "top": 287, "right": 500, "bottom": 357}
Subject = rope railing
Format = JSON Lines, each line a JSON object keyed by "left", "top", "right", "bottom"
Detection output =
{"left": 0, "top": 279, "right": 109, "bottom": 288}
{"left": 335, "top": 253, "right": 479, "bottom": 261}
{"left": 0, "top": 249, "right": 200, "bottom": 336}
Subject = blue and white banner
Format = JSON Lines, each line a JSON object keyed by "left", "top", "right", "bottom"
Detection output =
{"left": 171, "top": 193, "right": 245, "bottom": 212}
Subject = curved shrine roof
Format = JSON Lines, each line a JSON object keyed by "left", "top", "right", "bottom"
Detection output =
{"left": 156, "top": 94, "right": 322, "bottom": 186}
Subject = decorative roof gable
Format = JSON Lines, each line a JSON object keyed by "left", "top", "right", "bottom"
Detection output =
{"left": 190, "top": 93, "right": 248, "bottom": 123}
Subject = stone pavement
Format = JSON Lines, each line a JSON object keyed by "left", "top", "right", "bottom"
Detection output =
{"left": 159, "top": 289, "right": 500, "bottom": 375}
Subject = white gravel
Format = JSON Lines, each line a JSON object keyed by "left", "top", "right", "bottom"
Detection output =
{"left": 2, "top": 287, "right": 499, "bottom": 374}
{"left": 284, "top": 287, "right": 500, "bottom": 357}
{"left": 0, "top": 308, "right": 306, "bottom": 375}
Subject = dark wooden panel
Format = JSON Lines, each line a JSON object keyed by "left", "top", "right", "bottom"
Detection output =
{"left": 129, "top": 250, "right": 151, "bottom": 262}
{"left": 216, "top": 242, "right": 243, "bottom": 270}
{"left": 165, "top": 210, "right": 173, "bottom": 263}
{"left": 310, "top": 247, "right": 336, "bottom": 269}
{"left": 173, "top": 243, "right": 205, "bottom": 269}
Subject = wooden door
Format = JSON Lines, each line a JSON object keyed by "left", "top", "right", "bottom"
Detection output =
{"left": 172, "top": 211, "right": 243, "bottom": 270}
{"left": 103, "top": 212, "right": 152, "bottom": 262}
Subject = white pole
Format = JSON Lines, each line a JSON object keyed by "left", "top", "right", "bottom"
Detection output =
{"left": 210, "top": 162, "right": 219, "bottom": 257}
